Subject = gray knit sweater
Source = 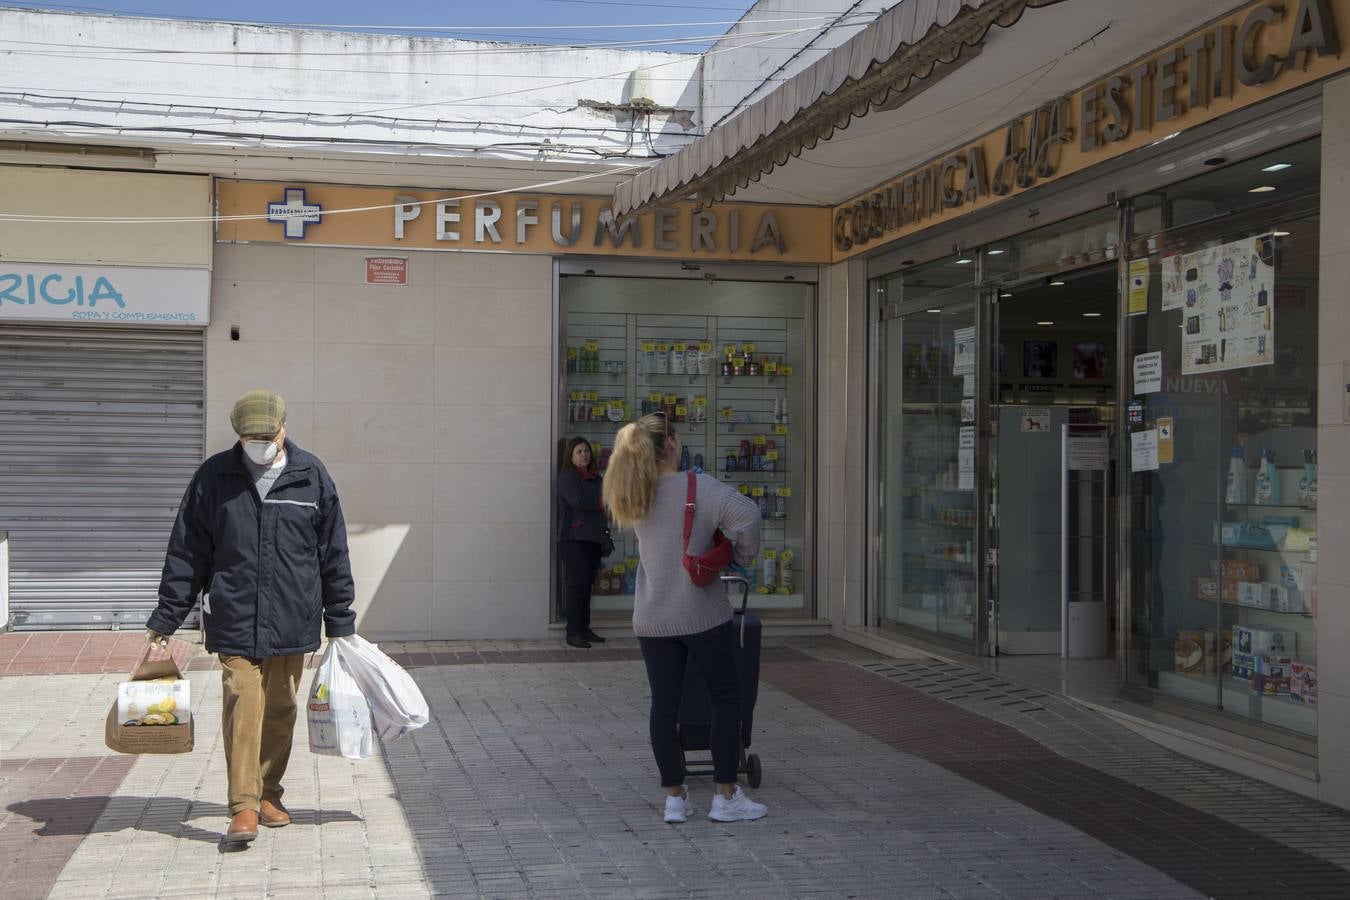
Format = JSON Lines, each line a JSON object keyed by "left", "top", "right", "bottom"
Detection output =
{"left": 631, "top": 472, "right": 763, "bottom": 637}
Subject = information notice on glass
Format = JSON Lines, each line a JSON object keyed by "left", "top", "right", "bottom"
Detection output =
{"left": 1162, "top": 235, "right": 1275, "bottom": 374}
{"left": 952, "top": 326, "right": 976, "bottom": 376}
{"left": 1131, "top": 429, "right": 1159, "bottom": 472}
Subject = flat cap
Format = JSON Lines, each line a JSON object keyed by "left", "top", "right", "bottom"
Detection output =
{"left": 230, "top": 389, "right": 286, "bottom": 437}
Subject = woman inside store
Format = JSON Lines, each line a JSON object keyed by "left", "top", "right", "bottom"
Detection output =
{"left": 557, "top": 436, "right": 609, "bottom": 649}
{"left": 603, "top": 413, "right": 767, "bottom": 823}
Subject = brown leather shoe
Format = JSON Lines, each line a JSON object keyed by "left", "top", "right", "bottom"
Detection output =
{"left": 224, "top": 810, "right": 259, "bottom": 844}
{"left": 260, "top": 798, "right": 291, "bottom": 828}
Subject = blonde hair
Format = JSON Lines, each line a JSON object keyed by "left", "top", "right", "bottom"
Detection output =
{"left": 603, "top": 414, "right": 674, "bottom": 527}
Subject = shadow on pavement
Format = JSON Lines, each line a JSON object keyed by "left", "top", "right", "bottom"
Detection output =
{"left": 8, "top": 796, "right": 362, "bottom": 847}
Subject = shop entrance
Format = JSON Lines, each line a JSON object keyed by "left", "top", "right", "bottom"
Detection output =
{"left": 988, "top": 263, "right": 1118, "bottom": 658}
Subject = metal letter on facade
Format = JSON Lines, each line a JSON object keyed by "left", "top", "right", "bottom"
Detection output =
{"left": 393, "top": 195, "right": 421, "bottom": 240}
{"left": 435, "top": 200, "right": 461, "bottom": 242}
{"left": 1238, "top": 5, "right": 1283, "bottom": 86}
{"left": 474, "top": 200, "right": 503, "bottom": 243}
{"left": 551, "top": 202, "right": 582, "bottom": 247}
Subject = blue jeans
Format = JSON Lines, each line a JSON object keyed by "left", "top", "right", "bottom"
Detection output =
{"left": 638, "top": 621, "right": 740, "bottom": 786}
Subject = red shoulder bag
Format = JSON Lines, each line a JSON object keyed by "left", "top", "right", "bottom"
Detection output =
{"left": 681, "top": 471, "right": 734, "bottom": 586}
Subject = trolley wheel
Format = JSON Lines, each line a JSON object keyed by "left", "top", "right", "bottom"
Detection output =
{"left": 746, "top": 753, "right": 762, "bottom": 789}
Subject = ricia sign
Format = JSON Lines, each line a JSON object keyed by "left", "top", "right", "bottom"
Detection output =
{"left": 0, "top": 263, "right": 210, "bottom": 325}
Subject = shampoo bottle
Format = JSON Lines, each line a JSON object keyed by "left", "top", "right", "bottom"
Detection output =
{"left": 1255, "top": 450, "right": 1279, "bottom": 505}
{"left": 1225, "top": 445, "right": 1248, "bottom": 504}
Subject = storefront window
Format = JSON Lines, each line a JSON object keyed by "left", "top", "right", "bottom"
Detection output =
{"left": 559, "top": 276, "right": 814, "bottom": 618}
{"left": 876, "top": 258, "right": 979, "bottom": 644}
{"left": 1124, "top": 139, "right": 1320, "bottom": 737}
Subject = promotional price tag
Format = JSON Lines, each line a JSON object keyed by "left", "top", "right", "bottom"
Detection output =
{"left": 778, "top": 488, "right": 792, "bottom": 498}
{"left": 774, "top": 424, "right": 788, "bottom": 435}
{"left": 612, "top": 563, "right": 627, "bottom": 574}
{"left": 587, "top": 391, "right": 598, "bottom": 401}
{"left": 764, "top": 549, "right": 777, "bottom": 559}
{"left": 723, "top": 344, "right": 738, "bottom": 356}
{"left": 765, "top": 451, "right": 779, "bottom": 461}
{"left": 593, "top": 403, "right": 608, "bottom": 416}
{"left": 721, "top": 407, "right": 735, "bottom": 419}
{"left": 694, "top": 396, "right": 707, "bottom": 407}
{"left": 583, "top": 340, "right": 599, "bottom": 351}
{"left": 764, "top": 360, "right": 779, "bottom": 374}
{"left": 648, "top": 392, "right": 663, "bottom": 404}
{"left": 674, "top": 342, "right": 687, "bottom": 351}
{"left": 663, "top": 394, "right": 677, "bottom": 404}
{"left": 753, "top": 435, "right": 767, "bottom": 446}
{"left": 751, "top": 486, "right": 765, "bottom": 497}
{"left": 743, "top": 343, "right": 757, "bottom": 354}
{"left": 626, "top": 556, "right": 639, "bottom": 568}
{"left": 738, "top": 485, "right": 750, "bottom": 495}
{"left": 700, "top": 342, "right": 713, "bottom": 352}
{"left": 657, "top": 342, "right": 670, "bottom": 352}
{"left": 567, "top": 347, "right": 578, "bottom": 358}
{"left": 780, "top": 365, "right": 794, "bottom": 376}
{"left": 570, "top": 391, "right": 581, "bottom": 401}
{"left": 675, "top": 405, "right": 688, "bottom": 417}
{"left": 642, "top": 341, "right": 655, "bottom": 352}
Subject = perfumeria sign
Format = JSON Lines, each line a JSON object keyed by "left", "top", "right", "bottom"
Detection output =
{"left": 832, "top": 0, "right": 1346, "bottom": 257}
{"left": 218, "top": 181, "right": 833, "bottom": 265}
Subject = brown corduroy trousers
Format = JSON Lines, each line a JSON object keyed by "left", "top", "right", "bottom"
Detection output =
{"left": 220, "top": 653, "right": 305, "bottom": 816}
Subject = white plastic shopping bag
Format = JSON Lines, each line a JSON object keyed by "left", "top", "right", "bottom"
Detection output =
{"left": 307, "top": 641, "right": 373, "bottom": 760}
{"left": 331, "top": 635, "right": 429, "bottom": 741}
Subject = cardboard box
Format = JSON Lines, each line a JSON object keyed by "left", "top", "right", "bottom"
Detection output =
{"left": 1210, "top": 559, "right": 1261, "bottom": 581}
{"left": 1174, "top": 630, "right": 1214, "bottom": 675}
{"left": 1196, "top": 577, "right": 1246, "bottom": 603}
{"left": 1232, "top": 651, "right": 1257, "bottom": 681}
{"left": 1290, "top": 661, "right": 1318, "bottom": 705}
{"left": 1233, "top": 625, "right": 1296, "bottom": 657}
{"left": 1237, "top": 582, "right": 1288, "bottom": 611}
{"left": 1253, "top": 656, "right": 1292, "bottom": 695}
{"left": 104, "top": 652, "right": 194, "bottom": 755}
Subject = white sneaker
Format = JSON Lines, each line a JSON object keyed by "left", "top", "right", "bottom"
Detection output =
{"left": 663, "top": 787, "right": 694, "bottom": 824}
{"left": 708, "top": 787, "right": 767, "bottom": 822}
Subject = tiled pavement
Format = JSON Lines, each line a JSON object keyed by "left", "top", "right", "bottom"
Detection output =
{"left": 2, "top": 633, "right": 1349, "bottom": 898}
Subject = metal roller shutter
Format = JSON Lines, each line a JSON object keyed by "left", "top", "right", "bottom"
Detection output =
{"left": 0, "top": 324, "right": 205, "bottom": 630}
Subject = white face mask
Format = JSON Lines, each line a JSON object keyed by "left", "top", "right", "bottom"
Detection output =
{"left": 243, "top": 439, "right": 279, "bottom": 466}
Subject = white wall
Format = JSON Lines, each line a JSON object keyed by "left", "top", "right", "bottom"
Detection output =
{"left": 0, "top": 9, "right": 701, "bottom": 170}
{"left": 1316, "top": 73, "right": 1350, "bottom": 811}
{"left": 208, "top": 245, "right": 554, "bottom": 640}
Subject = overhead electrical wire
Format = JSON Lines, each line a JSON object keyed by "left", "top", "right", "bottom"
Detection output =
{"left": 0, "top": 19, "right": 868, "bottom": 58}
{"left": 0, "top": 161, "right": 648, "bottom": 225}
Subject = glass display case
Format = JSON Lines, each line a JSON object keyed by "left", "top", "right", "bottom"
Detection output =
{"left": 560, "top": 276, "right": 813, "bottom": 617}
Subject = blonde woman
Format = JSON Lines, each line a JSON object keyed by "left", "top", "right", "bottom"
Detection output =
{"left": 603, "top": 413, "right": 767, "bottom": 823}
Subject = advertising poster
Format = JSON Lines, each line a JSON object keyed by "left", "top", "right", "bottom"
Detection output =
{"left": 952, "top": 326, "right": 976, "bottom": 376}
{"left": 1128, "top": 258, "right": 1150, "bottom": 315}
{"left": 1174, "top": 235, "right": 1275, "bottom": 374}
{"left": 1023, "top": 341, "right": 1057, "bottom": 378}
{"left": 1161, "top": 252, "right": 1186, "bottom": 311}
{"left": 1133, "top": 351, "right": 1162, "bottom": 394}
{"left": 1072, "top": 341, "right": 1108, "bottom": 379}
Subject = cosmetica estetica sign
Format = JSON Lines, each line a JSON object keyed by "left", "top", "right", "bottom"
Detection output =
{"left": 832, "top": 0, "right": 1347, "bottom": 259}
{"left": 217, "top": 181, "right": 831, "bottom": 264}
{"left": 0, "top": 263, "right": 210, "bottom": 325}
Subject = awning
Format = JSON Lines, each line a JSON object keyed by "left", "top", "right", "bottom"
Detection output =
{"left": 613, "top": 0, "right": 1060, "bottom": 215}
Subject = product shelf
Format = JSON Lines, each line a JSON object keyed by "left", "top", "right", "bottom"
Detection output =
{"left": 1192, "top": 597, "right": 1314, "bottom": 618}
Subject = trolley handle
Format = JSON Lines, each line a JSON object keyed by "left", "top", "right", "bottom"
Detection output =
{"left": 720, "top": 575, "right": 751, "bottom": 647}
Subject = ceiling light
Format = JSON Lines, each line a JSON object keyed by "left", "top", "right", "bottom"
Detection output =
{"left": 1083, "top": 312, "right": 1102, "bottom": 318}
{"left": 986, "top": 249, "right": 1005, "bottom": 256}
{"left": 1037, "top": 321, "right": 1055, "bottom": 326}
{"left": 1273, "top": 230, "right": 1291, "bottom": 237}
{"left": 955, "top": 258, "right": 973, "bottom": 265}
{"left": 927, "top": 308, "right": 941, "bottom": 313}
{"left": 1049, "top": 280, "right": 1066, "bottom": 286}
{"left": 1249, "top": 185, "right": 1277, "bottom": 193}
{"left": 1262, "top": 163, "right": 1293, "bottom": 172}
{"left": 999, "top": 292, "right": 1013, "bottom": 299}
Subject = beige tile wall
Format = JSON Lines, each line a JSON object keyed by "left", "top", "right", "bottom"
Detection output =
{"left": 1318, "top": 73, "right": 1350, "bottom": 809}
{"left": 208, "top": 245, "right": 554, "bottom": 639}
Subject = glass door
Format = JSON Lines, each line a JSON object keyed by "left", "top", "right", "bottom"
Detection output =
{"left": 877, "top": 257, "right": 979, "bottom": 646}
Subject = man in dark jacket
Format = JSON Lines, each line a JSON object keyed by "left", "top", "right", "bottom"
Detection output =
{"left": 146, "top": 389, "right": 357, "bottom": 845}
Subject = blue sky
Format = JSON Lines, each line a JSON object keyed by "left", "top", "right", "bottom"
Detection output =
{"left": 6, "top": 1, "right": 766, "bottom": 51}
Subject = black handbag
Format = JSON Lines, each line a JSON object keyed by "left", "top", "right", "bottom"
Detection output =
{"left": 600, "top": 526, "right": 615, "bottom": 558}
